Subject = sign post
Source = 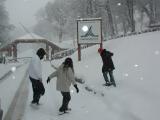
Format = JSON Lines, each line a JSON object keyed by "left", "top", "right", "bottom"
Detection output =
{"left": 77, "top": 18, "right": 103, "bottom": 61}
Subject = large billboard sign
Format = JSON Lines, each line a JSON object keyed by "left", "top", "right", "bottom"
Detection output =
{"left": 77, "top": 18, "right": 102, "bottom": 44}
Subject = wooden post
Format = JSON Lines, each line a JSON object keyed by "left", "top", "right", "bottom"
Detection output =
{"left": 46, "top": 43, "right": 49, "bottom": 60}
{"left": 77, "top": 19, "right": 81, "bottom": 61}
{"left": 13, "top": 43, "right": 17, "bottom": 61}
{"left": 78, "top": 44, "right": 81, "bottom": 61}
{"left": 100, "top": 18, "right": 103, "bottom": 49}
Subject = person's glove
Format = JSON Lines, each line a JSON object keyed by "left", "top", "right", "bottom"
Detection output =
{"left": 47, "top": 77, "right": 50, "bottom": 84}
{"left": 74, "top": 84, "right": 79, "bottom": 93}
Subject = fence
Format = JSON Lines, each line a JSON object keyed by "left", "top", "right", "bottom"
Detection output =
{"left": 107, "top": 26, "right": 160, "bottom": 40}
{"left": 52, "top": 27, "right": 160, "bottom": 60}
{"left": 3, "top": 27, "right": 160, "bottom": 62}
{"left": 52, "top": 45, "right": 89, "bottom": 60}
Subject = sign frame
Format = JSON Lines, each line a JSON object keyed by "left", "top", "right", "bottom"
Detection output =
{"left": 77, "top": 18, "right": 103, "bottom": 61}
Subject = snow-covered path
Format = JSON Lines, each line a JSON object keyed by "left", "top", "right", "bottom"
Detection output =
{"left": 1, "top": 31, "right": 160, "bottom": 120}
{"left": 0, "top": 63, "right": 29, "bottom": 120}
{"left": 23, "top": 62, "right": 110, "bottom": 120}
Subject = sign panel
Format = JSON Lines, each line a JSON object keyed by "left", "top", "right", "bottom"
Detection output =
{"left": 77, "top": 19, "right": 101, "bottom": 44}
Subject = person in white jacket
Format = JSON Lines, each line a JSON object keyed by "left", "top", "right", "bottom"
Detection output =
{"left": 28, "top": 48, "right": 46, "bottom": 105}
{"left": 47, "top": 57, "right": 79, "bottom": 113}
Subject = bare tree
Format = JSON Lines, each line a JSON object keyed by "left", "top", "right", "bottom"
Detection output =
{"left": 136, "top": 0, "right": 159, "bottom": 25}
{"left": 125, "top": 0, "right": 135, "bottom": 32}
{"left": 0, "top": 0, "right": 13, "bottom": 45}
{"left": 105, "top": 0, "right": 115, "bottom": 36}
{"left": 34, "top": 0, "right": 160, "bottom": 41}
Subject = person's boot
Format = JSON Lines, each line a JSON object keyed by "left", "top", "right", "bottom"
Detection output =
{"left": 31, "top": 100, "right": 37, "bottom": 104}
{"left": 66, "top": 107, "right": 71, "bottom": 111}
{"left": 59, "top": 107, "right": 66, "bottom": 112}
{"left": 36, "top": 101, "right": 40, "bottom": 105}
{"left": 105, "top": 82, "right": 111, "bottom": 86}
{"left": 110, "top": 82, "right": 116, "bottom": 87}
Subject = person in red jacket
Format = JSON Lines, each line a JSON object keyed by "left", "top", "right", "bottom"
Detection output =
{"left": 98, "top": 48, "right": 116, "bottom": 87}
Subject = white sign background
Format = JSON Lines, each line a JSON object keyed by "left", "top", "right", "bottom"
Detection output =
{"left": 77, "top": 19, "right": 101, "bottom": 44}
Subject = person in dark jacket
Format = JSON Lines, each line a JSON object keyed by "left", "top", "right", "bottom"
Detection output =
{"left": 98, "top": 48, "right": 116, "bottom": 87}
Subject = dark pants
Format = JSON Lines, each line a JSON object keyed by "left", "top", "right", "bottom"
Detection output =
{"left": 103, "top": 70, "right": 116, "bottom": 86}
{"left": 59, "top": 92, "right": 71, "bottom": 112}
{"left": 0, "top": 109, "right": 3, "bottom": 120}
{"left": 29, "top": 77, "right": 45, "bottom": 104}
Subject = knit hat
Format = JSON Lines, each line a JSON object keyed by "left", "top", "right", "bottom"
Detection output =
{"left": 37, "top": 48, "right": 46, "bottom": 56}
{"left": 98, "top": 48, "right": 103, "bottom": 54}
{"left": 64, "top": 57, "right": 73, "bottom": 66}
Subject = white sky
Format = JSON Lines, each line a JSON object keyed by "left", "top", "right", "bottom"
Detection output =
{"left": 0, "top": 31, "right": 160, "bottom": 120}
{"left": 5, "top": 0, "right": 53, "bottom": 28}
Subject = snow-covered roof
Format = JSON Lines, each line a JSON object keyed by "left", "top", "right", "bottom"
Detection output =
{"left": 14, "top": 33, "right": 76, "bottom": 49}
{"left": 16, "top": 33, "right": 46, "bottom": 40}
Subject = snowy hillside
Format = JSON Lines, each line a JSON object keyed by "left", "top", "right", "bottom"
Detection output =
{"left": 1, "top": 31, "right": 160, "bottom": 120}
{"left": 23, "top": 31, "right": 160, "bottom": 120}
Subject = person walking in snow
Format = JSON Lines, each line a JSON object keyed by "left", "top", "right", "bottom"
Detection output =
{"left": 46, "top": 57, "right": 79, "bottom": 113}
{"left": 28, "top": 48, "right": 46, "bottom": 105}
{"left": 98, "top": 48, "right": 116, "bottom": 87}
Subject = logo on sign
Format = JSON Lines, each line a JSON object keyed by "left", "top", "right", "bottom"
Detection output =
{"left": 81, "top": 26, "right": 98, "bottom": 38}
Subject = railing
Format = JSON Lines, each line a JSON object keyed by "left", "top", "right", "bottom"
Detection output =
{"left": 107, "top": 27, "right": 160, "bottom": 41}
{"left": 3, "top": 27, "right": 160, "bottom": 62}
{"left": 5, "top": 57, "right": 32, "bottom": 63}
{"left": 51, "top": 45, "right": 89, "bottom": 60}
{"left": 51, "top": 27, "right": 160, "bottom": 60}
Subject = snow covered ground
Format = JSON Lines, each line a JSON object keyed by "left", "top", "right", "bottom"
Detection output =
{"left": 0, "top": 31, "right": 160, "bottom": 120}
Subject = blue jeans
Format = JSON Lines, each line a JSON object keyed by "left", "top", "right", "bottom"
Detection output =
{"left": 103, "top": 71, "right": 115, "bottom": 84}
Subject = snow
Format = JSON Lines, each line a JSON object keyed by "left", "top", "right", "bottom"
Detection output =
{"left": 53, "top": 40, "right": 76, "bottom": 49}
{"left": 16, "top": 33, "right": 45, "bottom": 40}
{"left": 0, "top": 63, "right": 28, "bottom": 119}
{"left": 0, "top": 31, "right": 160, "bottom": 120}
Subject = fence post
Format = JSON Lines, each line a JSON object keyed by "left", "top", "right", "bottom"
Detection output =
{"left": 78, "top": 44, "right": 81, "bottom": 61}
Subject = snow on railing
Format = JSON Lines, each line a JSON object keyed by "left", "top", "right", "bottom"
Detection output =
{"left": 52, "top": 27, "right": 160, "bottom": 60}
{"left": 51, "top": 45, "right": 89, "bottom": 60}
{"left": 6, "top": 27, "right": 160, "bottom": 62}
{"left": 107, "top": 27, "right": 160, "bottom": 41}
{"left": 6, "top": 57, "right": 32, "bottom": 63}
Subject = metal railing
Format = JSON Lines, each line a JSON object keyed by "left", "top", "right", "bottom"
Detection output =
{"left": 51, "top": 27, "right": 160, "bottom": 60}
{"left": 51, "top": 45, "right": 89, "bottom": 60}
